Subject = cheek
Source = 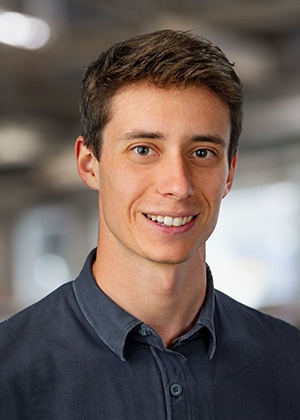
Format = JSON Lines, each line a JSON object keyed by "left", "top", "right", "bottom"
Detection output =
{"left": 100, "top": 166, "right": 142, "bottom": 213}
{"left": 216, "top": 165, "right": 233, "bottom": 199}
{"left": 201, "top": 170, "right": 229, "bottom": 200}
{"left": 199, "top": 182, "right": 228, "bottom": 222}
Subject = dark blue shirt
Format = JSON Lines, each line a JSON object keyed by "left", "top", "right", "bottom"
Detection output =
{"left": 0, "top": 249, "right": 300, "bottom": 419}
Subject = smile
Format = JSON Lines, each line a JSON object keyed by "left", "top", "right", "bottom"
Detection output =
{"left": 146, "top": 214, "right": 194, "bottom": 227}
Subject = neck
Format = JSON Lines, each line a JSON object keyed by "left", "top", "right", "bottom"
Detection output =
{"left": 92, "top": 242, "right": 207, "bottom": 348}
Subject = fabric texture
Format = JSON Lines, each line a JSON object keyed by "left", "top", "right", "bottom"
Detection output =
{"left": 0, "top": 249, "right": 299, "bottom": 419}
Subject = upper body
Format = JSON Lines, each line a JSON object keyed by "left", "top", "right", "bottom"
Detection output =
{"left": 76, "top": 34, "right": 238, "bottom": 348}
{"left": 1, "top": 29, "right": 299, "bottom": 418}
{"left": 0, "top": 249, "right": 299, "bottom": 420}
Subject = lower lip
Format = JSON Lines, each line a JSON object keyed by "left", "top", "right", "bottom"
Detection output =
{"left": 144, "top": 215, "right": 197, "bottom": 234}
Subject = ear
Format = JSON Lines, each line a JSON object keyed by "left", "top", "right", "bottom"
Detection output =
{"left": 222, "top": 153, "right": 238, "bottom": 198}
{"left": 75, "top": 136, "right": 99, "bottom": 190}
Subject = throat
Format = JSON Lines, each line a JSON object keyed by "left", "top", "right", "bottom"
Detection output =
{"left": 139, "top": 286, "right": 205, "bottom": 348}
{"left": 93, "top": 244, "right": 207, "bottom": 345}
{"left": 131, "top": 267, "right": 207, "bottom": 346}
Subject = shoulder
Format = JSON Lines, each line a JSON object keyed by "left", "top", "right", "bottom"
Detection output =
{"left": 214, "top": 289, "right": 300, "bottom": 351}
{"left": 0, "top": 282, "right": 75, "bottom": 347}
{"left": 213, "top": 290, "right": 300, "bottom": 415}
{"left": 0, "top": 280, "right": 90, "bottom": 394}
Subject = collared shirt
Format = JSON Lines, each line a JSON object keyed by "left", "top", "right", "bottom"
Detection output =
{"left": 0, "top": 249, "right": 299, "bottom": 419}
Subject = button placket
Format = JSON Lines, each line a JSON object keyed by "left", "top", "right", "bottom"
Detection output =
{"left": 147, "top": 344, "right": 190, "bottom": 419}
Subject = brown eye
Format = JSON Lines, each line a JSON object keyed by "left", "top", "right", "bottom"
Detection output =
{"left": 195, "top": 149, "right": 209, "bottom": 158}
{"left": 135, "top": 146, "right": 151, "bottom": 155}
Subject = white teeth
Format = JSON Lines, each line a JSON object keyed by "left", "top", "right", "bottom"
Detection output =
{"left": 146, "top": 214, "right": 193, "bottom": 227}
{"left": 173, "top": 217, "right": 182, "bottom": 227}
{"left": 164, "top": 216, "right": 173, "bottom": 226}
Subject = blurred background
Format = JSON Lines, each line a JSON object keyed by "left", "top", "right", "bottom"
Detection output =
{"left": 0, "top": 0, "right": 300, "bottom": 326}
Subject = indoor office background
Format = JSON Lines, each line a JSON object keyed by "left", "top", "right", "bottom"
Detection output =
{"left": 0, "top": 0, "right": 300, "bottom": 326}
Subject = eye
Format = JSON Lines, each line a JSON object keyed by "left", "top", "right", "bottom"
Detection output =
{"left": 194, "top": 149, "right": 213, "bottom": 158}
{"left": 133, "top": 145, "right": 153, "bottom": 156}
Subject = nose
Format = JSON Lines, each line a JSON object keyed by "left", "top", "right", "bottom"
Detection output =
{"left": 156, "top": 156, "right": 194, "bottom": 200}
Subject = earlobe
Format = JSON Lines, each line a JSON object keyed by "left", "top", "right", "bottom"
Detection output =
{"left": 75, "top": 136, "right": 99, "bottom": 190}
{"left": 222, "top": 153, "right": 238, "bottom": 198}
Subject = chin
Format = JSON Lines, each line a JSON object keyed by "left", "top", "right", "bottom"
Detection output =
{"left": 144, "top": 250, "right": 199, "bottom": 266}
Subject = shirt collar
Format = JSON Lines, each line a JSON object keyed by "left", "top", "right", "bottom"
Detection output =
{"left": 197, "top": 264, "right": 216, "bottom": 359}
{"left": 73, "top": 248, "right": 217, "bottom": 361}
{"left": 73, "top": 249, "right": 140, "bottom": 361}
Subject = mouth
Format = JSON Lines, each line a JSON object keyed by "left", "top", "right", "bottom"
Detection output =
{"left": 145, "top": 214, "right": 195, "bottom": 227}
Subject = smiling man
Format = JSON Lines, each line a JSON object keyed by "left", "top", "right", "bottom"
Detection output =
{"left": 76, "top": 83, "right": 235, "bottom": 348}
{"left": 1, "top": 29, "right": 299, "bottom": 419}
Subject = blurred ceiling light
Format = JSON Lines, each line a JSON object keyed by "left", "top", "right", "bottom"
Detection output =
{"left": 0, "top": 125, "right": 41, "bottom": 164}
{"left": 0, "top": 9, "right": 51, "bottom": 49}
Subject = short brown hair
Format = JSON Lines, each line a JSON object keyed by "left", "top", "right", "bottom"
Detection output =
{"left": 79, "top": 29, "right": 243, "bottom": 163}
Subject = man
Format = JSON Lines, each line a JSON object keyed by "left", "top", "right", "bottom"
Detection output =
{"left": 0, "top": 29, "right": 299, "bottom": 419}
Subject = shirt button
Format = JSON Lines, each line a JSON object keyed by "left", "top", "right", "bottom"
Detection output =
{"left": 170, "top": 383, "right": 183, "bottom": 397}
{"left": 138, "top": 327, "right": 152, "bottom": 336}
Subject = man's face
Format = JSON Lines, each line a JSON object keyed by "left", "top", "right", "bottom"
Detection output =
{"left": 91, "top": 84, "right": 236, "bottom": 265}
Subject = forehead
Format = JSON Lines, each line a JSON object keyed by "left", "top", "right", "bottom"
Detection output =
{"left": 106, "top": 83, "right": 231, "bottom": 144}
{"left": 110, "top": 82, "right": 229, "bottom": 113}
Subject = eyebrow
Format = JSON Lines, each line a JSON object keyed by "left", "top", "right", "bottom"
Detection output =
{"left": 119, "top": 130, "right": 165, "bottom": 141}
{"left": 190, "top": 134, "right": 227, "bottom": 149}
{"left": 119, "top": 130, "right": 227, "bottom": 148}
